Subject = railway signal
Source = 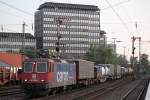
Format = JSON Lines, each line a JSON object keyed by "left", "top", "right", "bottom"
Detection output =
{"left": 54, "top": 17, "right": 71, "bottom": 58}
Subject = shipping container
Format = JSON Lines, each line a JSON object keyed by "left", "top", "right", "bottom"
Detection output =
{"left": 107, "top": 64, "right": 115, "bottom": 79}
{"left": 53, "top": 62, "right": 76, "bottom": 87}
{"left": 74, "top": 59, "right": 94, "bottom": 80}
{"left": 95, "top": 64, "right": 108, "bottom": 82}
{"left": 114, "top": 65, "right": 121, "bottom": 79}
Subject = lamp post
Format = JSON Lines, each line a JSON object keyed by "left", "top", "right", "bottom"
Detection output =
{"left": 111, "top": 38, "right": 122, "bottom": 54}
{"left": 123, "top": 46, "right": 126, "bottom": 59}
{"left": 100, "top": 31, "right": 106, "bottom": 46}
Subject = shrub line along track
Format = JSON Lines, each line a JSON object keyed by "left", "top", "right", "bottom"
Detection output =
{"left": 120, "top": 78, "right": 149, "bottom": 100}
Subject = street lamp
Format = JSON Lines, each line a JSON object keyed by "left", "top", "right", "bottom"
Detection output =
{"left": 111, "top": 38, "right": 122, "bottom": 54}
{"left": 100, "top": 31, "right": 106, "bottom": 46}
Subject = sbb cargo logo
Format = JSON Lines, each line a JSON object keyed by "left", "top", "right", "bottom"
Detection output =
{"left": 57, "top": 72, "right": 68, "bottom": 82}
{"left": 57, "top": 72, "right": 63, "bottom": 82}
{"left": 63, "top": 72, "right": 68, "bottom": 81}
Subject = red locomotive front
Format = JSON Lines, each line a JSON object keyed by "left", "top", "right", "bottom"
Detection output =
{"left": 22, "top": 58, "right": 76, "bottom": 96}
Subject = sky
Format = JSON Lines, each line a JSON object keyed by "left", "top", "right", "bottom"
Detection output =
{"left": 0, "top": 0, "right": 150, "bottom": 60}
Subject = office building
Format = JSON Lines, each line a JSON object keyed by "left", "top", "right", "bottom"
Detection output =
{"left": 35, "top": 2, "right": 103, "bottom": 58}
{"left": 0, "top": 32, "right": 36, "bottom": 52}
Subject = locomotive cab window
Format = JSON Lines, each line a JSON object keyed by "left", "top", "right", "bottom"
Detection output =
{"left": 23, "top": 62, "right": 32, "bottom": 73}
{"left": 47, "top": 63, "right": 51, "bottom": 72}
{"left": 36, "top": 62, "right": 47, "bottom": 73}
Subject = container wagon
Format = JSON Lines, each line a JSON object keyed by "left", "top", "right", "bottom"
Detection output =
{"left": 74, "top": 59, "right": 95, "bottom": 85}
{"left": 114, "top": 65, "right": 121, "bottom": 79}
{"left": 95, "top": 64, "right": 109, "bottom": 83}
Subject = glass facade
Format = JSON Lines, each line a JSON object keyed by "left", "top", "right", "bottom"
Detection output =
{"left": 35, "top": 2, "right": 102, "bottom": 58}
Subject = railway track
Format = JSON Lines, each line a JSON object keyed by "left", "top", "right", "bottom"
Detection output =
{"left": 120, "top": 79, "right": 149, "bottom": 100}
{"left": 0, "top": 85, "right": 21, "bottom": 91}
{"left": 31, "top": 76, "right": 149, "bottom": 100}
{"left": 70, "top": 79, "right": 130, "bottom": 100}
{"left": 33, "top": 79, "right": 131, "bottom": 100}
{"left": 0, "top": 85, "right": 25, "bottom": 100}
{"left": 0, "top": 88, "right": 24, "bottom": 96}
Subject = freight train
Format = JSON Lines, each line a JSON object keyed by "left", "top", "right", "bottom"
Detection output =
{"left": 21, "top": 58, "right": 133, "bottom": 96}
{"left": 0, "top": 62, "right": 22, "bottom": 85}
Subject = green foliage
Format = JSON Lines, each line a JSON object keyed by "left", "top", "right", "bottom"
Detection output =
{"left": 48, "top": 50, "right": 57, "bottom": 58}
{"left": 140, "top": 54, "right": 150, "bottom": 73}
{"left": 84, "top": 45, "right": 129, "bottom": 65}
{"left": 130, "top": 56, "right": 138, "bottom": 67}
{"left": 23, "top": 49, "right": 39, "bottom": 58}
{"left": 22, "top": 49, "right": 56, "bottom": 58}
{"left": 140, "top": 54, "right": 149, "bottom": 66}
{"left": 84, "top": 45, "right": 116, "bottom": 64}
{"left": 117, "top": 55, "right": 128, "bottom": 66}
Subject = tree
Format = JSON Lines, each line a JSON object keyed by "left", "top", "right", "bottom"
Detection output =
{"left": 23, "top": 49, "right": 39, "bottom": 58}
{"left": 140, "top": 54, "right": 149, "bottom": 67}
{"left": 130, "top": 56, "right": 138, "bottom": 67}
{"left": 140, "top": 54, "right": 150, "bottom": 73}
{"left": 117, "top": 55, "right": 128, "bottom": 67}
{"left": 84, "top": 45, "right": 118, "bottom": 64}
{"left": 22, "top": 49, "right": 57, "bottom": 59}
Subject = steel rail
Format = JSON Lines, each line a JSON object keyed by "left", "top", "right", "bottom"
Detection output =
{"left": 85, "top": 80, "right": 129, "bottom": 100}
{"left": 0, "top": 88, "right": 24, "bottom": 97}
{"left": 71, "top": 80, "right": 128, "bottom": 100}
{"left": 136, "top": 79, "right": 149, "bottom": 100}
{"left": 33, "top": 79, "right": 124, "bottom": 100}
{"left": 120, "top": 79, "right": 148, "bottom": 100}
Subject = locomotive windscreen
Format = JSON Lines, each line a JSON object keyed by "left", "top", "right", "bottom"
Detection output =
{"left": 23, "top": 62, "right": 32, "bottom": 72}
{"left": 36, "top": 62, "right": 47, "bottom": 72}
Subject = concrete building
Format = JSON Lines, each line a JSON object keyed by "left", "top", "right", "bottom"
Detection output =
{"left": 0, "top": 32, "right": 36, "bottom": 52}
{"left": 35, "top": 2, "right": 104, "bottom": 58}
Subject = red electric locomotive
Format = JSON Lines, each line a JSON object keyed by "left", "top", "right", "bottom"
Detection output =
{"left": 21, "top": 58, "right": 76, "bottom": 96}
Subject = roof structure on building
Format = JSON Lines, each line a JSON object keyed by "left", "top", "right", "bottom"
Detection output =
{"left": 0, "top": 60, "right": 11, "bottom": 67}
{"left": 0, "top": 32, "right": 35, "bottom": 39}
{"left": 38, "top": 2, "right": 99, "bottom": 11}
{"left": 0, "top": 52, "right": 28, "bottom": 67}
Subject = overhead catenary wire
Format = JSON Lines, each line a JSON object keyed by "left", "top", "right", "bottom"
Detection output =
{"left": 104, "top": 0, "right": 133, "bottom": 37}
{"left": 117, "top": 0, "right": 140, "bottom": 37}
{"left": 2, "top": 28, "right": 18, "bottom": 33}
{"left": 101, "top": 20, "right": 150, "bottom": 24}
{"left": 101, "top": 0, "right": 131, "bottom": 10}
{"left": 0, "top": 9, "right": 32, "bottom": 22}
{"left": 0, "top": 1, "right": 33, "bottom": 16}
{"left": 0, "top": 23, "right": 34, "bottom": 33}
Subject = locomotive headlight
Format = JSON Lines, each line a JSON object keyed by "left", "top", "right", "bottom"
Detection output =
{"left": 41, "top": 80, "right": 44, "bottom": 82}
{"left": 24, "top": 79, "right": 27, "bottom": 82}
